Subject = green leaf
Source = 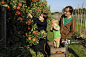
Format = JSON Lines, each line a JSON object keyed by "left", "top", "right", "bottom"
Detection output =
{"left": 2, "top": 4, "right": 8, "bottom": 7}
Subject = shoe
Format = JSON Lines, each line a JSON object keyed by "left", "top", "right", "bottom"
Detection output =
{"left": 57, "top": 47, "right": 59, "bottom": 48}
{"left": 54, "top": 46, "right": 57, "bottom": 48}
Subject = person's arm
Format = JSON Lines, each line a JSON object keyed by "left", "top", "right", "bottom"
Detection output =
{"left": 29, "top": 13, "right": 47, "bottom": 26}
{"left": 53, "top": 26, "right": 60, "bottom": 30}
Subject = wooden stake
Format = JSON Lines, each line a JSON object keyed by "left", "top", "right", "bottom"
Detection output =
{"left": 80, "top": 9, "right": 81, "bottom": 36}
{"left": 77, "top": 4, "right": 79, "bottom": 32}
{"left": 82, "top": 2, "right": 84, "bottom": 27}
{"left": 84, "top": 11, "right": 85, "bottom": 38}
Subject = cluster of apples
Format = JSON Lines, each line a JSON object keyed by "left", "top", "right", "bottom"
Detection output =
{"left": 27, "top": 20, "right": 32, "bottom": 25}
{"left": 53, "top": 51, "right": 63, "bottom": 54}
{"left": 26, "top": 36, "right": 35, "bottom": 42}
{"left": 25, "top": 31, "right": 38, "bottom": 42}
{"left": 17, "top": 17, "right": 24, "bottom": 22}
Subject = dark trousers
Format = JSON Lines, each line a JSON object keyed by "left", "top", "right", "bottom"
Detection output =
{"left": 33, "top": 37, "right": 47, "bottom": 55}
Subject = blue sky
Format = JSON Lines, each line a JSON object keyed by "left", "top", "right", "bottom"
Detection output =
{"left": 46, "top": 0, "right": 86, "bottom": 13}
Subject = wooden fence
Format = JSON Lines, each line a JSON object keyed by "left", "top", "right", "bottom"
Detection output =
{"left": 72, "top": 2, "right": 86, "bottom": 39}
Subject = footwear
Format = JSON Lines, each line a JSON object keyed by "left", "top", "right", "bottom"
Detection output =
{"left": 57, "top": 47, "right": 59, "bottom": 48}
{"left": 54, "top": 46, "right": 57, "bottom": 48}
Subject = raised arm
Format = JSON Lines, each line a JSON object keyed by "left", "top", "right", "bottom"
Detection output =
{"left": 29, "top": 13, "right": 33, "bottom": 19}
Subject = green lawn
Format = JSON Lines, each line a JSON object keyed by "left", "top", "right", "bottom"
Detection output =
{"left": 47, "top": 21, "right": 86, "bottom": 57}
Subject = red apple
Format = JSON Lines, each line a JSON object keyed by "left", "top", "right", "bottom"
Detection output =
{"left": 26, "top": 11, "right": 28, "bottom": 14}
{"left": 19, "top": 2, "right": 22, "bottom": 6}
{"left": 33, "top": 31, "right": 36, "bottom": 33}
{"left": 21, "top": 36, "right": 23, "bottom": 38}
{"left": 18, "top": 12, "right": 21, "bottom": 15}
{"left": 28, "top": 37, "right": 31, "bottom": 40}
{"left": 28, "top": 27, "right": 30, "bottom": 30}
{"left": 28, "top": 6, "right": 30, "bottom": 8}
{"left": 17, "top": 6, "right": 21, "bottom": 9}
{"left": 25, "top": 54, "right": 29, "bottom": 56}
{"left": 42, "top": 4, "right": 44, "bottom": 6}
{"left": 32, "top": 38, "right": 35, "bottom": 42}
{"left": 57, "top": 51, "right": 60, "bottom": 53}
{"left": 37, "top": 9, "right": 39, "bottom": 11}
{"left": 20, "top": 49, "right": 22, "bottom": 51}
{"left": 25, "top": 33, "right": 28, "bottom": 36}
{"left": 13, "top": 7, "right": 16, "bottom": 9}
{"left": 1, "top": 1, "right": 6, "bottom": 4}
{"left": 20, "top": 21, "right": 22, "bottom": 23}
{"left": 7, "top": 6, "right": 10, "bottom": 9}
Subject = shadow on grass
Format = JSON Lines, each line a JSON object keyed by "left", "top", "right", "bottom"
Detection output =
{"left": 71, "top": 35, "right": 86, "bottom": 48}
{"left": 68, "top": 48, "right": 79, "bottom": 57}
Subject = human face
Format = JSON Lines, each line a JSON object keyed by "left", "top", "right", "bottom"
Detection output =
{"left": 52, "top": 22, "right": 57, "bottom": 27}
{"left": 39, "top": 14, "right": 44, "bottom": 22}
{"left": 64, "top": 8, "right": 71, "bottom": 17}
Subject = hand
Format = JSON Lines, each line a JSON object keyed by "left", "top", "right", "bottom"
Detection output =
{"left": 61, "top": 38, "right": 64, "bottom": 43}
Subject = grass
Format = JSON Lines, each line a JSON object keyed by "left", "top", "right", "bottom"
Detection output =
{"left": 47, "top": 20, "right": 86, "bottom": 57}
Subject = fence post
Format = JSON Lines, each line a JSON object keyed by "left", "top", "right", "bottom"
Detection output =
{"left": 84, "top": 11, "right": 85, "bottom": 38}
{"left": 77, "top": 4, "right": 79, "bottom": 32}
{"left": 82, "top": 2, "right": 84, "bottom": 27}
{"left": 80, "top": 9, "right": 81, "bottom": 36}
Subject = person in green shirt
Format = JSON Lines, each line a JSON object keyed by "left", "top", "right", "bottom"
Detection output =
{"left": 50, "top": 19, "right": 61, "bottom": 48}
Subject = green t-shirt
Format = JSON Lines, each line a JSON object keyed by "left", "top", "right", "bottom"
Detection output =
{"left": 53, "top": 25, "right": 61, "bottom": 37}
{"left": 63, "top": 16, "right": 73, "bottom": 26}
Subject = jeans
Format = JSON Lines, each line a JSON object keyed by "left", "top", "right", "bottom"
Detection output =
{"left": 62, "top": 39, "right": 70, "bottom": 57}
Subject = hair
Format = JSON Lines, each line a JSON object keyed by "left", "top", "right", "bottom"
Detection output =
{"left": 52, "top": 19, "right": 59, "bottom": 25}
{"left": 41, "top": 13, "right": 48, "bottom": 21}
{"left": 65, "top": 6, "right": 73, "bottom": 15}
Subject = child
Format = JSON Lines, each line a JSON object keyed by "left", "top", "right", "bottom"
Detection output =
{"left": 29, "top": 13, "right": 48, "bottom": 54}
{"left": 50, "top": 19, "right": 61, "bottom": 48}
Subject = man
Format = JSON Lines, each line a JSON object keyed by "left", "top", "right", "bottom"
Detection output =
{"left": 59, "top": 6, "right": 76, "bottom": 57}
